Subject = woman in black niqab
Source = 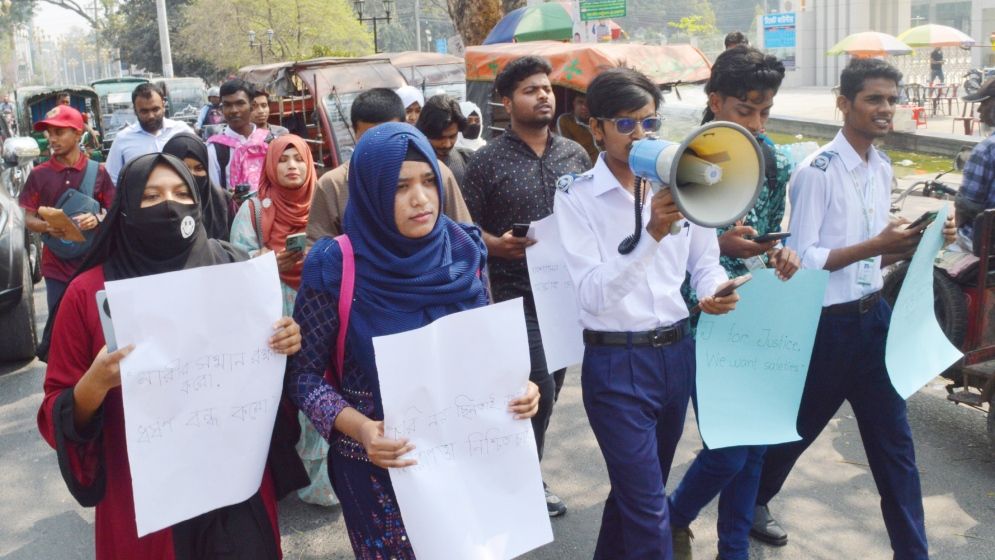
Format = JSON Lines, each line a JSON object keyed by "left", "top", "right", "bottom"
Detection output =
{"left": 161, "top": 133, "right": 232, "bottom": 241}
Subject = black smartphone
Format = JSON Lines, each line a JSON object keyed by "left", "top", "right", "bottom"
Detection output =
{"left": 906, "top": 210, "right": 938, "bottom": 231}
{"left": 752, "top": 232, "right": 791, "bottom": 244}
{"left": 511, "top": 223, "right": 531, "bottom": 238}
{"left": 690, "top": 274, "right": 752, "bottom": 314}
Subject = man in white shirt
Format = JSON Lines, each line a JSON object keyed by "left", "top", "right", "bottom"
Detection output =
{"left": 104, "top": 83, "right": 192, "bottom": 185}
{"left": 751, "top": 58, "right": 955, "bottom": 560}
{"left": 554, "top": 67, "right": 739, "bottom": 560}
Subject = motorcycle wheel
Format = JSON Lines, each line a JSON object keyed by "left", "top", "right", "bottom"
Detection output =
{"left": 881, "top": 263, "right": 968, "bottom": 382}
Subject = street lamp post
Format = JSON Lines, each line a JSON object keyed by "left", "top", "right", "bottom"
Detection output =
{"left": 248, "top": 29, "right": 274, "bottom": 65}
{"left": 353, "top": 0, "right": 394, "bottom": 54}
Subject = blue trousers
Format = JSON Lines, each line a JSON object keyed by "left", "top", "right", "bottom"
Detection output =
{"left": 756, "top": 300, "right": 928, "bottom": 559}
{"left": 669, "top": 443, "right": 765, "bottom": 560}
{"left": 582, "top": 335, "right": 695, "bottom": 560}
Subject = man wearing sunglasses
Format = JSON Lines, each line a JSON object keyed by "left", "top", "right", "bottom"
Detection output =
{"left": 667, "top": 46, "right": 798, "bottom": 560}
{"left": 553, "top": 67, "right": 738, "bottom": 560}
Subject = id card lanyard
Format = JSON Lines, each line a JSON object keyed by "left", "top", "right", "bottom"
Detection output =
{"left": 850, "top": 166, "right": 877, "bottom": 287}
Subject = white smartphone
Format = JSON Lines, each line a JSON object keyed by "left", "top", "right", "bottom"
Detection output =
{"left": 95, "top": 290, "right": 117, "bottom": 352}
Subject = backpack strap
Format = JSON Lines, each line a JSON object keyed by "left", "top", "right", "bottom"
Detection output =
{"left": 79, "top": 160, "right": 99, "bottom": 198}
{"left": 333, "top": 234, "right": 355, "bottom": 386}
{"left": 208, "top": 134, "right": 235, "bottom": 189}
{"left": 247, "top": 198, "right": 264, "bottom": 248}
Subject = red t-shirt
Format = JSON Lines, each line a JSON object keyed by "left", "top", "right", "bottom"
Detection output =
{"left": 17, "top": 154, "right": 115, "bottom": 282}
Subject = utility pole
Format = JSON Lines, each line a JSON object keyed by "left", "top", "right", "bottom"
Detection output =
{"left": 155, "top": 0, "right": 175, "bottom": 78}
{"left": 415, "top": 0, "right": 421, "bottom": 51}
{"left": 93, "top": 0, "right": 102, "bottom": 79}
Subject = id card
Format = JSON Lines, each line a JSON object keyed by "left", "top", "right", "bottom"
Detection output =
{"left": 856, "top": 258, "right": 876, "bottom": 286}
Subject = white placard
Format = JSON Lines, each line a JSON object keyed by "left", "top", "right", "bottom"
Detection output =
{"left": 374, "top": 298, "right": 553, "bottom": 560}
{"left": 526, "top": 215, "right": 585, "bottom": 371}
{"left": 105, "top": 253, "right": 285, "bottom": 536}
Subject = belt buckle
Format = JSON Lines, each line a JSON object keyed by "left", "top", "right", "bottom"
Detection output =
{"left": 649, "top": 328, "right": 668, "bottom": 347}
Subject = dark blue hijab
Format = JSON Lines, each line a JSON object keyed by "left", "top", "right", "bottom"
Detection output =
{"left": 341, "top": 122, "right": 486, "bottom": 313}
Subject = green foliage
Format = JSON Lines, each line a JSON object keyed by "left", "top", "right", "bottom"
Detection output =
{"left": 667, "top": 15, "right": 718, "bottom": 38}
{"left": 178, "top": 0, "right": 374, "bottom": 72}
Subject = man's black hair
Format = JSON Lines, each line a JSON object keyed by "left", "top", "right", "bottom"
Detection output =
{"left": 724, "top": 31, "right": 749, "bottom": 49}
{"left": 415, "top": 94, "right": 467, "bottom": 138}
{"left": 494, "top": 56, "right": 553, "bottom": 99}
{"left": 702, "top": 46, "right": 785, "bottom": 123}
{"left": 586, "top": 67, "right": 662, "bottom": 120}
{"left": 219, "top": 79, "right": 254, "bottom": 100}
{"left": 839, "top": 58, "right": 903, "bottom": 101}
{"left": 131, "top": 82, "right": 165, "bottom": 105}
{"left": 251, "top": 89, "right": 270, "bottom": 100}
{"left": 350, "top": 88, "right": 405, "bottom": 131}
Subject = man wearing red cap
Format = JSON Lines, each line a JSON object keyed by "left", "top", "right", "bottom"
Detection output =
{"left": 18, "top": 105, "right": 114, "bottom": 320}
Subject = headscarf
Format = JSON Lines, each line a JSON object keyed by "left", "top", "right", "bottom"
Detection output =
{"left": 162, "top": 133, "right": 231, "bottom": 241}
{"left": 455, "top": 101, "right": 486, "bottom": 151}
{"left": 395, "top": 85, "right": 424, "bottom": 111}
{"left": 78, "top": 153, "right": 244, "bottom": 282}
{"left": 256, "top": 134, "right": 315, "bottom": 289}
{"left": 342, "top": 122, "right": 486, "bottom": 314}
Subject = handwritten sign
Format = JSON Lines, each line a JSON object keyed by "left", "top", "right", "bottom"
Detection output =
{"left": 374, "top": 298, "right": 553, "bottom": 560}
{"left": 105, "top": 253, "right": 285, "bottom": 536}
{"left": 886, "top": 206, "right": 964, "bottom": 398}
{"left": 526, "top": 215, "right": 585, "bottom": 371}
{"left": 695, "top": 270, "right": 828, "bottom": 449}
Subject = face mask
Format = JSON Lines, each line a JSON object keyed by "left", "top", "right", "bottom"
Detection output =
{"left": 464, "top": 123, "right": 482, "bottom": 140}
{"left": 125, "top": 200, "right": 200, "bottom": 260}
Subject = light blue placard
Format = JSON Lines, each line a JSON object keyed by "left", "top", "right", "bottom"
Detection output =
{"left": 695, "top": 269, "right": 828, "bottom": 450}
{"left": 886, "top": 206, "right": 963, "bottom": 399}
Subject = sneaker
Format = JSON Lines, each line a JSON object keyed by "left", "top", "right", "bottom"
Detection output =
{"left": 671, "top": 526, "right": 693, "bottom": 560}
{"left": 544, "top": 482, "right": 567, "bottom": 517}
{"left": 749, "top": 504, "right": 788, "bottom": 546}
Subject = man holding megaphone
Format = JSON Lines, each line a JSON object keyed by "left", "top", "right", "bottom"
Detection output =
{"left": 554, "top": 67, "right": 739, "bottom": 560}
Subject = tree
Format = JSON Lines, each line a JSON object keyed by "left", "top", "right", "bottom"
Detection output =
{"left": 446, "top": 0, "right": 502, "bottom": 47}
{"left": 107, "top": 0, "right": 221, "bottom": 79}
{"left": 177, "top": 0, "right": 373, "bottom": 71}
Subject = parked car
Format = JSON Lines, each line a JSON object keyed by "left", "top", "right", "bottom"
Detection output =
{"left": 0, "top": 136, "right": 41, "bottom": 362}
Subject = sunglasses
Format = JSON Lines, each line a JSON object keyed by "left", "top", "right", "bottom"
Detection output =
{"left": 599, "top": 115, "right": 664, "bottom": 135}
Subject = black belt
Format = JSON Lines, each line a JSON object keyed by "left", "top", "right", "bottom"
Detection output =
{"left": 822, "top": 291, "right": 882, "bottom": 316}
{"left": 583, "top": 320, "right": 690, "bottom": 348}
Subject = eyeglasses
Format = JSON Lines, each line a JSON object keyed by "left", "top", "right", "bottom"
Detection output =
{"left": 599, "top": 115, "right": 663, "bottom": 135}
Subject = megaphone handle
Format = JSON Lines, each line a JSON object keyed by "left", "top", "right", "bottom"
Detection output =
{"left": 617, "top": 177, "right": 645, "bottom": 255}
{"left": 669, "top": 221, "right": 683, "bottom": 235}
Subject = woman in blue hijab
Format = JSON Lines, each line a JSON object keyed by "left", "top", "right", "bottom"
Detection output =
{"left": 287, "top": 123, "right": 540, "bottom": 558}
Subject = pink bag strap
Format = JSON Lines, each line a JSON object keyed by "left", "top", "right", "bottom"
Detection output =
{"left": 333, "top": 234, "right": 355, "bottom": 386}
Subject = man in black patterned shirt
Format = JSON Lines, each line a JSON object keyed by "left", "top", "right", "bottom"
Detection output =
{"left": 462, "top": 56, "right": 591, "bottom": 518}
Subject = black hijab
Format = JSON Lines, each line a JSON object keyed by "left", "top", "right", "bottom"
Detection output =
{"left": 79, "top": 153, "right": 244, "bottom": 282}
{"left": 162, "top": 133, "right": 231, "bottom": 241}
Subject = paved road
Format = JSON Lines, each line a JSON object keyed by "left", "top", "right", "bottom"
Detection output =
{"left": 2, "top": 194, "right": 992, "bottom": 560}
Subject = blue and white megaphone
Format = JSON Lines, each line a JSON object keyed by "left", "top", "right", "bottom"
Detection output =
{"left": 628, "top": 121, "right": 764, "bottom": 235}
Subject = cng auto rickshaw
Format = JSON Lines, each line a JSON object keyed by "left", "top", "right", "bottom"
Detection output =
{"left": 14, "top": 85, "right": 105, "bottom": 164}
{"left": 463, "top": 41, "right": 713, "bottom": 138}
{"left": 155, "top": 76, "right": 208, "bottom": 128}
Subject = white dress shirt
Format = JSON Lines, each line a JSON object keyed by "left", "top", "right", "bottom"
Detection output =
{"left": 206, "top": 124, "right": 258, "bottom": 190}
{"left": 786, "top": 131, "right": 892, "bottom": 306}
{"left": 554, "top": 155, "right": 727, "bottom": 332}
{"left": 105, "top": 118, "right": 193, "bottom": 185}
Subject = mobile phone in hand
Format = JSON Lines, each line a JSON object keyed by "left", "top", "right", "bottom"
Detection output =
{"left": 511, "top": 223, "right": 531, "bottom": 238}
{"left": 905, "top": 211, "right": 938, "bottom": 231}
{"left": 285, "top": 232, "right": 306, "bottom": 253}
{"left": 95, "top": 290, "right": 117, "bottom": 352}
{"left": 690, "top": 274, "right": 752, "bottom": 314}
{"left": 752, "top": 232, "right": 791, "bottom": 244}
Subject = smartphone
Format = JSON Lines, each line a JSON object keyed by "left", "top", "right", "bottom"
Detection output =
{"left": 752, "top": 232, "right": 791, "bottom": 244}
{"left": 285, "top": 232, "right": 307, "bottom": 253}
{"left": 690, "top": 274, "right": 752, "bottom": 314}
{"left": 511, "top": 223, "right": 531, "bottom": 238}
{"left": 906, "top": 210, "right": 939, "bottom": 231}
{"left": 95, "top": 290, "right": 117, "bottom": 352}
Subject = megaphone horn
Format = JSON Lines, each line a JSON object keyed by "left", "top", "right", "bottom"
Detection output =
{"left": 628, "top": 120, "right": 764, "bottom": 237}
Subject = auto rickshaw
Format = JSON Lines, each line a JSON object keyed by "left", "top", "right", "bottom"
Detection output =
{"left": 155, "top": 76, "right": 208, "bottom": 127}
{"left": 463, "top": 41, "right": 713, "bottom": 138}
{"left": 14, "top": 85, "right": 105, "bottom": 162}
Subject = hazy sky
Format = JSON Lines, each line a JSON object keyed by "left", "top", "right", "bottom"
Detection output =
{"left": 35, "top": 2, "right": 93, "bottom": 38}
